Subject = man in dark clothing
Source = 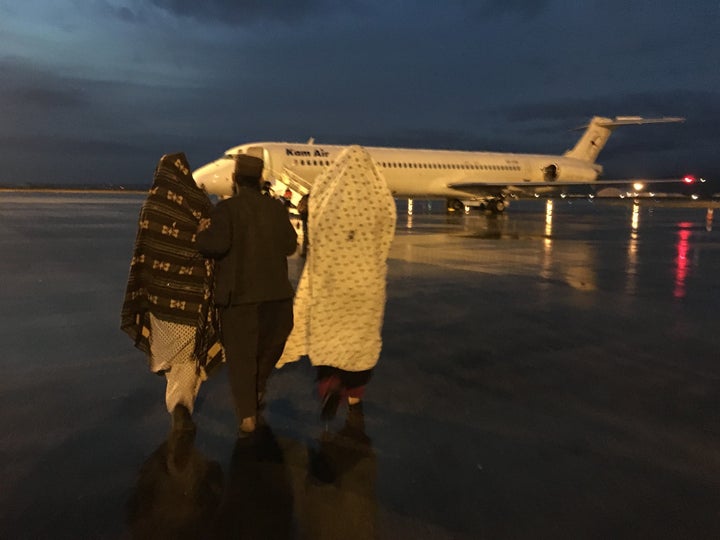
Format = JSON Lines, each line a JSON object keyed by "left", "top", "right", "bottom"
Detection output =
{"left": 196, "top": 155, "right": 297, "bottom": 434}
{"left": 297, "top": 193, "right": 309, "bottom": 257}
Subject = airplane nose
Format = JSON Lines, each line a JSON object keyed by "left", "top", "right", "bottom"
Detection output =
{"left": 193, "top": 159, "right": 234, "bottom": 196}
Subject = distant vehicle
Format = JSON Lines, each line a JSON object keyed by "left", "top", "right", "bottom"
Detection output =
{"left": 193, "top": 116, "right": 689, "bottom": 213}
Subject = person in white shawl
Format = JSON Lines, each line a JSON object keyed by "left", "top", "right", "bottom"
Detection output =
{"left": 278, "top": 145, "right": 396, "bottom": 420}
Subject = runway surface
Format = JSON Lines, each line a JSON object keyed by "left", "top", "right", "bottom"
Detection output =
{"left": 1, "top": 192, "right": 719, "bottom": 539}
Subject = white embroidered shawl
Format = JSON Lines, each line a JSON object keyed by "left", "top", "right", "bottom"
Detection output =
{"left": 277, "top": 145, "right": 396, "bottom": 371}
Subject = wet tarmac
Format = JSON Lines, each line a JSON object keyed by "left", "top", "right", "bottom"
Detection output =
{"left": 1, "top": 192, "right": 719, "bottom": 539}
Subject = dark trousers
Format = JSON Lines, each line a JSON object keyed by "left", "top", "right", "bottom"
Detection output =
{"left": 300, "top": 216, "right": 309, "bottom": 255}
{"left": 220, "top": 299, "right": 293, "bottom": 420}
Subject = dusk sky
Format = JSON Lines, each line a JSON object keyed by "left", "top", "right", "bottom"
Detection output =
{"left": 1, "top": 1, "right": 718, "bottom": 186}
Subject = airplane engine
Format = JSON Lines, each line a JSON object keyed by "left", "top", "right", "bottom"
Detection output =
{"left": 542, "top": 161, "right": 599, "bottom": 183}
{"left": 542, "top": 163, "right": 559, "bottom": 182}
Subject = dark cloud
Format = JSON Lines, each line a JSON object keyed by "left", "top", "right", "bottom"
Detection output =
{"left": 1, "top": 1, "right": 717, "bottom": 185}
{"left": 137, "top": 0, "right": 554, "bottom": 27}
{"left": 0, "top": 57, "right": 90, "bottom": 110}
{"left": 0, "top": 133, "right": 141, "bottom": 156}
{"left": 495, "top": 90, "right": 720, "bottom": 178}
{"left": 498, "top": 90, "right": 720, "bottom": 142}
{"left": 146, "top": 0, "right": 358, "bottom": 26}
{"left": 462, "top": 0, "right": 553, "bottom": 19}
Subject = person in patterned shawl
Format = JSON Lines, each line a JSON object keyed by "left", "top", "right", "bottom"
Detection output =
{"left": 277, "top": 145, "right": 396, "bottom": 422}
{"left": 121, "top": 152, "right": 223, "bottom": 432}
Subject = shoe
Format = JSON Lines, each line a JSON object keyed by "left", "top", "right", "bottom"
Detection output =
{"left": 321, "top": 389, "right": 341, "bottom": 421}
{"left": 171, "top": 404, "right": 196, "bottom": 432}
{"left": 342, "top": 402, "right": 371, "bottom": 446}
{"left": 239, "top": 416, "right": 256, "bottom": 434}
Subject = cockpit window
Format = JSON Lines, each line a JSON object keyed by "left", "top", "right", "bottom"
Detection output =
{"left": 223, "top": 154, "right": 235, "bottom": 160}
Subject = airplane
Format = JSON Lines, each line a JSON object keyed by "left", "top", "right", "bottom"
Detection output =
{"left": 192, "top": 116, "right": 689, "bottom": 213}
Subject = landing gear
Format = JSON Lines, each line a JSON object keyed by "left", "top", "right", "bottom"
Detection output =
{"left": 446, "top": 198, "right": 465, "bottom": 213}
{"left": 478, "top": 198, "right": 507, "bottom": 214}
{"left": 489, "top": 198, "right": 506, "bottom": 213}
{"left": 446, "top": 197, "right": 507, "bottom": 214}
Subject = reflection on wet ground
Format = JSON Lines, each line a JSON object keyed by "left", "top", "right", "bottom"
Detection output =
{"left": 1, "top": 193, "right": 719, "bottom": 538}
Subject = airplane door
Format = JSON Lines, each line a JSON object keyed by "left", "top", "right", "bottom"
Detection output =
{"left": 245, "top": 146, "right": 271, "bottom": 181}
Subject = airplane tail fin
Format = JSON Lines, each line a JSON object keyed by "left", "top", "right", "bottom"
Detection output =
{"left": 563, "top": 116, "right": 685, "bottom": 163}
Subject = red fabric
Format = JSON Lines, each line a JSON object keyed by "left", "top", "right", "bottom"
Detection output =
{"left": 317, "top": 375, "right": 366, "bottom": 400}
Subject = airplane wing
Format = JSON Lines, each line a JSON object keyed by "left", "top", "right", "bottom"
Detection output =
{"left": 447, "top": 179, "right": 591, "bottom": 198}
{"left": 448, "top": 177, "right": 695, "bottom": 197}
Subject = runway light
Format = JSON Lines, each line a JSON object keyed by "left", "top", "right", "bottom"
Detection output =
{"left": 683, "top": 175, "right": 696, "bottom": 184}
{"left": 633, "top": 182, "right": 645, "bottom": 191}
{"left": 691, "top": 194, "right": 699, "bottom": 200}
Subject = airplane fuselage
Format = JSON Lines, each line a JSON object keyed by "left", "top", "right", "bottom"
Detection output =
{"left": 192, "top": 117, "right": 684, "bottom": 208}
{"left": 193, "top": 142, "right": 602, "bottom": 200}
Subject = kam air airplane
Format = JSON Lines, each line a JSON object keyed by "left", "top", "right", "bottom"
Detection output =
{"left": 192, "top": 116, "right": 690, "bottom": 213}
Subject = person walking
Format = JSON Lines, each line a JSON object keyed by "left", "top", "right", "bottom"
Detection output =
{"left": 297, "top": 193, "right": 310, "bottom": 257}
{"left": 277, "top": 145, "right": 396, "bottom": 421}
{"left": 121, "top": 152, "right": 224, "bottom": 433}
{"left": 196, "top": 155, "right": 297, "bottom": 435}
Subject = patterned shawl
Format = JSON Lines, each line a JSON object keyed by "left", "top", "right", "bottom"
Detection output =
{"left": 121, "top": 153, "right": 223, "bottom": 376}
{"left": 278, "top": 145, "right": 396, "bottom": 371}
